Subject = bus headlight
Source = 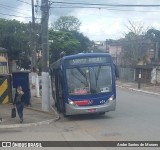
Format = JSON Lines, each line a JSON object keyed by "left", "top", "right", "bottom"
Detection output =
{"left": 68, "top": 99, "right": 75, "bottom": 105}
{"left": 109, "top": 95, "right": 114, "bottom": 101}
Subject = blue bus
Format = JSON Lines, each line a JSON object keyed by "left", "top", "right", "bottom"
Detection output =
{"left": 50, "top": 53, "right": 118, "bottom": 116}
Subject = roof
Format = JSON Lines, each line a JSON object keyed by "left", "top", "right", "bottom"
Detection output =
{"left": 135, "top": 65, "right": 153, "bottom": 69}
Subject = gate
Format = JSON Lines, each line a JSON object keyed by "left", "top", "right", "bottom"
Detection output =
{"left": 118, "top": 67, "right": 135, "bottom": 82}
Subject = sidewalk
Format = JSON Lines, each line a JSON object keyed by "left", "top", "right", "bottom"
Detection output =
{"left": 0, "top": 89, "right": 59, "bottom": 129}
{"left": 116, "top": 80, "right": 160, "bottom": 96}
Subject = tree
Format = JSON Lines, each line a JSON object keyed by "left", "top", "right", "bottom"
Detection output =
{"left": 49, "top": 16, "right": 92, "bottom": 63}
{"left": 49, "top": 30, "right": 80, "bottom": 63}
{"left": 146, "top": 29, "right": 160, "bottom": 61}
{"left": 72, "top": 31, "right": 92, "bottom": 53}
{"left": 121, "top": 21, "right": 149, "bottom": 66}
{"left": 52, "top": 16, "right": 81, "bottom": 31}
{"left": 0, "top": 18, "right": 31, "bottom": 69}
{"left": 125, "top": 20, "right": 146, "bottom": 35}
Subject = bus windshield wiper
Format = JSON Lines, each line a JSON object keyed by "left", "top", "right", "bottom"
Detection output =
{"left": 76, "top": 67, "right": 86, "bottom": 78}
{"left": 96, "top": 66, "right": 101, "bottom": 81}
{"left": 71, "top": 69, "right": 86, "bottom": 86}
{"left": 95, "top": 65, "right": 101, "bottom": 90}
{"left": 76, "top": 67, "right": 89, "bottom": 88}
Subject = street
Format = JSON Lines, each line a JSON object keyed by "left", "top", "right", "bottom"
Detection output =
{"left": 1, "top": 1, "right": 160, "bottom": 150}
{"left": 0, "top": 87, "right": 160, "bottom": 149}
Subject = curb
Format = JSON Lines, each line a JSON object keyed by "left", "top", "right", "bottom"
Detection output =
{"left": 0, "top": 119, "right": 55, "bottom": 129}
{"left": 117, "top": 85, "right": 160, "bottom": 96}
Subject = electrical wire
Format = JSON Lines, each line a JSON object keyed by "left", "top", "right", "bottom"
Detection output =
{"left": 0, "top": 3, "right": 31, "bottom": 12}
{"left": 50, "top": 1, "right": 160, "bottom": 7}
{"left": 49, "top": 1, "right": 160, "bottom": 12}
{"left": 51, "top": 6, "right": 160, "bottom": 12}
{"left": 0, "top": 12, "right": 31, "bottom": 18}
{"left": 0, "top": 5, "right": 31, "bottom": 16}
{"left": 0, "top": 1, "right": 35, "bottom": 20}
{"left": 16, "top": 0, "right": 32, "bottom": 5}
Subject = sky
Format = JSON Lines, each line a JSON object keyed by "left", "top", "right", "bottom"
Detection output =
{"left": 1, "top": 0, "right": 160, "bottom": 41}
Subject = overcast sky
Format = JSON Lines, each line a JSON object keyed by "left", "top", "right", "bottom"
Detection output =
{"left": 1, "top": 0, "right": 160, "bottom": 41}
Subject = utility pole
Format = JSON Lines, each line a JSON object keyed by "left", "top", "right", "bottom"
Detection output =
{"left": 31, "top": 0, "right": 40, "bottom": 98}
{"left": 31, "top": 0, "right": 36, "bottom": 71}
{"left": 41, "top": 0, "right": 50, "bottom": 111}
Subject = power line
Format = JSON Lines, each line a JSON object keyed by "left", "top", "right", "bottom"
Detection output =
{"left": 16, "top": 0, "right": 31, "bottom": 5}
{"left": 50, "top": 1, "right": 160, "bottom": 7}
{"left": 0, "top": 3, "right": 31, "bottom": 11}
{"left": 51, "top": 6, "right": 160, "bottom": 12}
{"left": 0, "top": 12, "right": 31, "bottom": 18}
{"left": 103, "top": 7, "right": 160, "bottom": 12}
{"left": 0, "top": 5, "right": 31, "bottom": 16}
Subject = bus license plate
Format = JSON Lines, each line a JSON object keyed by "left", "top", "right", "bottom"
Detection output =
{"left": 87, "top": 108, "right": 97, "bottom": 113}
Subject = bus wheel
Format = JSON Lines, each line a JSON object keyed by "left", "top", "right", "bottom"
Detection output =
{"left": 63, "top": 113, "right": 69, "bottom": 118}
{"left": 56, "top": 101, "right": 61, "bottom": 112}
{"left": 57, "top": 100, "right": 64, "bottom": 113}
{"left": 56, "top": 101, "right": 61, "bottom": 113}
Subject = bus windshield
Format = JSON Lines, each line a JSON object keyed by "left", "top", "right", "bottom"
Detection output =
{"left": 66, "top": 65, "right": 112, "bottom": 95}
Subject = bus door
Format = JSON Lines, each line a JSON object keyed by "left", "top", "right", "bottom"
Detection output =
{"left": 50, "top": 69, "right": 56, "bottom": 103}
{"left": 55, "top": 69, "right": 65, "bottom": 113}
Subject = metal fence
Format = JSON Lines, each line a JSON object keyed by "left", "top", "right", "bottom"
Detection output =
{"left": 118, "top": 67, "right": 135, "bottom": 82}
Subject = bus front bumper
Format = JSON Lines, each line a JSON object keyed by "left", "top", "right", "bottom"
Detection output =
{"left": 65, "top": 99, "right": 116, "bottom": 115}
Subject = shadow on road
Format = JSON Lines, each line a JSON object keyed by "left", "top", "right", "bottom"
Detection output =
{"left": 59, "top": 113, "right": 114, "bottom": 122}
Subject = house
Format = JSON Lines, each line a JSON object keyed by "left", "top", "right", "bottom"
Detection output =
{"left": 136, "top": 48, "right": 160, "bottom": 84}
{"left": 106, "top": 39, "right": 122, "bottom": 65}
{"left": 92, "top": 41, "right": 107, "bottom": 53}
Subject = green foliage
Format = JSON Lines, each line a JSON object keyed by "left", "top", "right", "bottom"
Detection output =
{"left": 0, "top": 18, "right": 31, "bottom": 69}
{"left": 49, "top": 16, "right": 93, "bottom": 63}
{"left": 52, "top": 16, "right": 81, "bottom": 31}
{"left": 72, "top": 31, "right": 92, "bottom": 53}
{"left": 18, "top": 55, "right": 31, "bottom": 69}
{"left": 49, "top": 29, "right": 93, "bottom": 63}
{"left": 49, "top": 30, "right": 80, "bottom": 63}
{"left": 0, "top": 16, "right": 92, "bottom": 70}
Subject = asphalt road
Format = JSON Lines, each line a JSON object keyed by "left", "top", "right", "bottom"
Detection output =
{"left": 0, "top": 87, "right": 160, "bottom": 149}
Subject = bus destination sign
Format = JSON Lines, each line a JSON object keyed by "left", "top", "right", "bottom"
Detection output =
{"left": 66, "top": 57, "right": 109, "bottom": 65}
